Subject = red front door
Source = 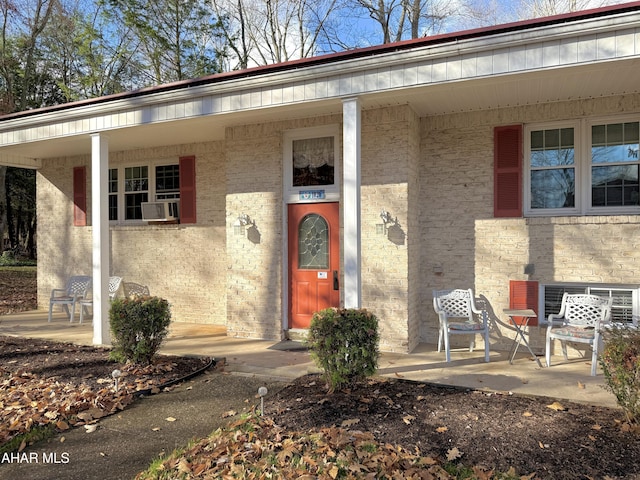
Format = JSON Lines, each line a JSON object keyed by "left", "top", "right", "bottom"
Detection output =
{"left": 288, "top": 202, "right": 340, "bottom": 329}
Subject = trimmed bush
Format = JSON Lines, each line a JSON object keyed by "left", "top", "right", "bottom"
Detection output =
{"left": 600, "top": 324, "right": 640, "bottom": 424}
{"left": 109, "top": 296, "right": 171, "bottom": 365}
{"left": 306, "top": 308, "right": 379, "bottom": 392}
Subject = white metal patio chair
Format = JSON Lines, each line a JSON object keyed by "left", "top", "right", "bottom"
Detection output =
{"left": 48, "top": 275, "right": 92, "bottom": 323}
{"left": 545, "top": 293, "right": 612, "bottom": 376}
{"left": 78, "top": 276, "right": 123, "bottom": 323}
{"left": 433, "top": 288, "right": 490, "bottom": 363}
{"left": 123, "top": 282, "right": 150, "bottom": 298}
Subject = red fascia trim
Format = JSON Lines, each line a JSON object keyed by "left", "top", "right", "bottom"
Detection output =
{"left": 3, "top": 1, "right": 640, "bottom": 122}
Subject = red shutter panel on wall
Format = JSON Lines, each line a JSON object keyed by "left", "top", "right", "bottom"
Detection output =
{"left": 494, "top": 125, "right": 523, "bottom": 218}
{"left": 73, "top": 166, "right": 87, "bottom": 226}
{"left": 179, "top": 156, "right": 196, "bottom": 224}
{"left": 509, "top": 280, "right": 539, "bottom": 326}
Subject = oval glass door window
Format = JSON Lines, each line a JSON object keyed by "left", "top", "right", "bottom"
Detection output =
{"left": 298, "top": 214, "right": 329, "bottom": 269}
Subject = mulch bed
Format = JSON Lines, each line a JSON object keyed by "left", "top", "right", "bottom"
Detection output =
{"left": 268, "top": 374, "right": 640, "bottom": 479}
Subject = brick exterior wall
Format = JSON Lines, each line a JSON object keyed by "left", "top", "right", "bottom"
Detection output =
{"left": 361, "top": 105, "right": 420, "bottom": 352}
{"left": 38, "top": 141, "right": 227, "bottom": 325}
{"left": 36, "top": 92, "right": 640, "bottom": 355}
{"left": 420, "top": 93, "right": 640, "bottom": 353}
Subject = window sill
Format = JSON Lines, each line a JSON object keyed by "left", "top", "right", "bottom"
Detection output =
{"left": 525, "top": 215, "right": 640, "bottom": 225}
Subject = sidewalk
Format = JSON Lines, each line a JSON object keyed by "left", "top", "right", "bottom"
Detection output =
{"left": 0, "top": 310, "right": 619, "bottom": 408}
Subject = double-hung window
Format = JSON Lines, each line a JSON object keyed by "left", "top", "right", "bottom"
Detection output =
{"left": 591, "top": 121, "right": 640, "bottom": 209}
{"left": 109, "top": 162, "right": 180, "bottom": 222}
{"left": 124, "top": 166, "right": 149, "bottom": 220}
{"left": 524, "top": 117, "right": 640, "bottom": 216}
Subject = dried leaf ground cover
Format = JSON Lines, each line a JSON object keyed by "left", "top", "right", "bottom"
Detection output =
{"left": 0, "top": 267, "right": 37, "bottom": 314}
{"left": 2, "top": 270, "right": 640, "bottom": 478}
{"left": 144, "top": 374, "right": 640, "bottom": 479}
{"left": 0, "top": 336, "right": 210, "bottom": 451}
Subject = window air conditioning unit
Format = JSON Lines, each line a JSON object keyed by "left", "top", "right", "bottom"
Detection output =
{"left": 141, "top": 200, "right": 179, "bottom": 221}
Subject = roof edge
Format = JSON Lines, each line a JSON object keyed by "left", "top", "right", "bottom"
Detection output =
{"left": 3, "top": 1, "right": 640, "bottom": 122}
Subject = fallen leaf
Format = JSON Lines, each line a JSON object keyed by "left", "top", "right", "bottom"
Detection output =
{"left": 56, "top": 420, "right": 70, "bottom": 430}
{"left": 436, "top": 426, "right": 448, "bottom": 433}
{"left": 84, "top": 424, "right": 98, "bottom": 433}
{"left": 418, "top": 456, "right": 438, "bottom": 465}
{"left": 59, "top": 436, "right": 65, "bottom": 443}
{"left": 403, "top": 415, "right": 415, "bottom": 425}
{"left": 329, "top": 465, "right": 340, "bottom": 479}
{"left": 588, "top": 435, "right": 597, "bottom": 441}
{"left": 177, "top": 458, "right": 191, "bottom": 473}
{"left": 472, "top": 465, "right": 495, "bottom": 480}
{"left": 523, "top": 411, "right": 533, "bottom": 417}
{"left": 341, "top": 418, "right": 360, "bottom": 427}
{"left": 578, "top": 381, "right": 586, "bottom": 389}
{"left": 547, "top": 401, "right": 567, "bottom": 411}
{"left": 165, "top": 416, "right": 177, "bottom": 422}
{"left": 592, "top": 424, "right": 602, "bottom": 430}
{"left": 221, "top": 410, "right": 237, "bottom": 418}
{"left": 446, "top": 447, "right": 462, "bottom": 461}
{"left": 152, "top": 427, "right": 161, "bottom": 431}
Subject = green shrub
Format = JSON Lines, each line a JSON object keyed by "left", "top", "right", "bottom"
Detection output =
{"left": 306, "top": 308, "right": 379, "bottom": 392}
{"left": 600, "top": 324, "right": 640, "bottom": 423}
{"left": 109, "top": 296, "right": 171, "bottom": 365}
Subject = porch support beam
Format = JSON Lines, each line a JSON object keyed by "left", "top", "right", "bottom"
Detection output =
{"left": 91, "top": 133, "right": 110, "bottom": 345}
{"left": 342, "top": 97, "right": 362, "bottom": 308}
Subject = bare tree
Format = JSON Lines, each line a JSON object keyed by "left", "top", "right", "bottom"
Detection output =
{"left": 211, "top": 0, "right": 340, "bottom": 70}
{"left": 354, "top": 0, "right": 455, "bottom": 43}
{"left": 515, "top": 0, "right": 627, "bottom": 19}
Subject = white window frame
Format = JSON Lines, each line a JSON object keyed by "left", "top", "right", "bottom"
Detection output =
{"left": 283, "top": 125, "right": 341, "bottom": 204}
{"left": 525, "top": 114, "right": 640, "bottom": 217}
{"left": 109, "top": 159, "right": 180, "bottom": 224}
{"left": 524, "top": 120, "right": 581, "bottom": 216}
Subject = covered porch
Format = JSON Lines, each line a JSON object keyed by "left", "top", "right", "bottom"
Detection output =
{"left": 0, "top": 309, "right": 619, "bottom": 408}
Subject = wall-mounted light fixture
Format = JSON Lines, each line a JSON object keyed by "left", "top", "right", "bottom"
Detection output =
{"left": 233, "top": 214, "right": 252, "bottom": 235}
{"left": 376, "top": 209, "right": 397, "bottom": 234}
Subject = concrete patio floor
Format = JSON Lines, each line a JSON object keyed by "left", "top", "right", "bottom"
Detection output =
{"left": 0, "top": 310, "right": 619, "bottom": 409}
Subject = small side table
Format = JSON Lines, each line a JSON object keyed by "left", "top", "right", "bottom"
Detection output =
{"left": 503, "top": 309, "right": 543, "bottom": 367}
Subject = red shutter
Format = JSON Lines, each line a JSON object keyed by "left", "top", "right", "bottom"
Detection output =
{"left": 494, "top": 125, "right": 523, "bottom": 218}
{"left": 73, "top": 166, "right": 87, "bottom": 226}
{"left": 509, "top": 280, "right": 538, "bottom": 326}
{"left": 179, "top": 156, "right": 196, "bottom": 224}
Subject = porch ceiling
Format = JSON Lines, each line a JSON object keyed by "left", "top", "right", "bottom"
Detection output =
{"left": 1, "top": 57, "right": 639, "bottom": 163}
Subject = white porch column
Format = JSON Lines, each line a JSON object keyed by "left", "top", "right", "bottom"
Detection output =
{"left": 342, "top": 97, "right": 362, "bottom": 308}
{"left": 91, "top": 134, "right": 110, "bottom": 345}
